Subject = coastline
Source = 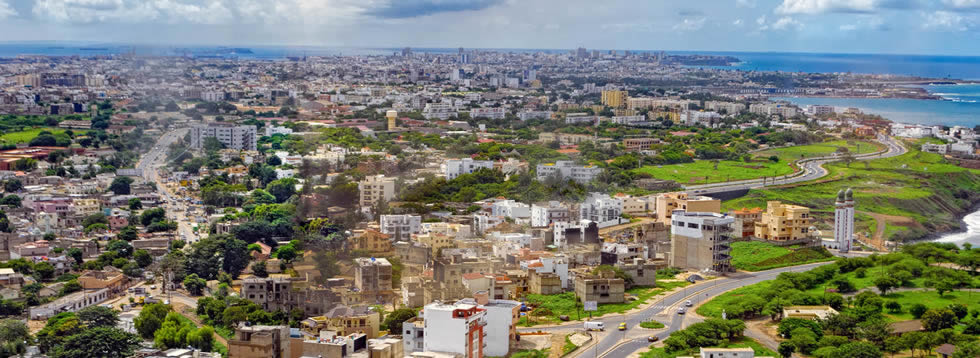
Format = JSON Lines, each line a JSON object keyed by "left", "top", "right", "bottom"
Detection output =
{"left": 929, "top": 201, "right": 980, "bottom": 246}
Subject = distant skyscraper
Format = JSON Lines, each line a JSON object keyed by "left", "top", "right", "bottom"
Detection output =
{"left": 459, "top": 53, "right": 470, "bottom": 64}
{"left": 458, "top": 47, "right": 464, "bottom": 54}
{"left": 402, "top": 47, "right": 412, "bottom": 57}
{"left": 576, "top": 47, "right": 588, "bottom": 59}
{"left": 833, "top": 188, "right": 854, "bottom": 253}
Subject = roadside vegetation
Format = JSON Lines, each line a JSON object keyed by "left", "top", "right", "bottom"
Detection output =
{"left": 521, "top": 281, "right": 689, "bottom": 326}
{"left": 638, "top": 319, "right": 777, "bottom": 358}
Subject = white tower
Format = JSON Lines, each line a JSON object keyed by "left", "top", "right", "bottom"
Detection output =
{"left": 834, "top": 188, "right": 855, "bottom": 253}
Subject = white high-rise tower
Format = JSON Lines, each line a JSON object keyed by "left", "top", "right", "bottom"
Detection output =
{"left": 833, "top": 188, "right": 855, "bottom": 253}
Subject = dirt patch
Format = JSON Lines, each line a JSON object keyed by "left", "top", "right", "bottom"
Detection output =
{"left": 858, "top": 210, "right": 921, "bottom": 251}
{"left": 517, "top": 333, "right": 552, "bottom": 351}
{"left": 739, "top": 165, "right": 765, "bottom": 169}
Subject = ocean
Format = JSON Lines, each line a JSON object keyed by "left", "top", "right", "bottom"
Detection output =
{"left": 773, "top": 86, "right": 980, "bottom": 127}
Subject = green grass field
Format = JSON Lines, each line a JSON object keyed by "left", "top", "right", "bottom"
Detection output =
{"left": 730, "top": 241, "right": 836, "bottom": 272}
{"left": 638, "top": 337, "right": 777, "bottom": 358}
{"left": 522, "top": 281, "right": 690, "bottom": 326}
{"left": 0, "top": 128, "right": 84, "bottom": 144}
{"left": 722, "top": 143, "right": 980, "bottom": 240}
{"left": 634, "top": 159, "right": 795, "bottom": 185}
{"left": 754, "top": 140, "right": 882, "bottom": 162}
{"left": 639, "top": 320, "right": 666, "bottom": 329}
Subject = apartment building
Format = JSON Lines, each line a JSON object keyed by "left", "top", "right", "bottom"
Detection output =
{"left": 300, "top": 304, "right": 381, "bottom": 338}
{"left": 456, "top": 297, "right": 520, "bottom": 357}
{"left": 536, "top": 161, "right": 602, "bottom": 183}
{"left": 490, "top": 200, "right": 531, "bottom": 221}
{"left": 227, "top": 325, "right": 292, "bottom": 358}
{"left": 623, "top": 138, "right": 659, "bottom": 152}
{"left": 669, "top": 211, "right": 734, "bottom": 273}
{"left": 704, "top": 101, "right": 747, "bottom": 114}
{"left": 355, "top": 257, "right": 393, "bottom": 293}
{"left": 422, "top": 103, "right": 456, "bottom": 120}
{"left": 380, "top": 215, "right": 422, "bottom": 241}
{"left": 421, "top": 302, "right": 487, "bottom": 358}
{"left": 730, "top": 207, "right": 763, "bottom": 239}
{"left": 753, "top": 201, "right": 811, "bottom": 241}
{"left": 530, "top": 201, "right": 571, "bottom": 227}
{"left": 445, "top": 158, "right": 494, "bottom": 180}
{"left": 239, "top": 276, "right": 340, "bottom": 317}
{"left": 470, "top": 107, "right": 506, "bottom": 120}
{"left": 601, "top": 90, "right": 628, "bottom": 108}
{"left": 189, "top": 123, "right": 258, "bottom": 150}
{"left": 622, "top": 195, "right": 656, "bottom": 217}
{"left": 580, "top": 193, "right": 625, "bottom": 227}
{"left": 359, "top": 175, "right": 396, "bottom": 209}
{"left": 654, "top": 193, "right": 721, "bottom": 225}
{"left": 350, "top": 229, "right": 393, "bottom": 255}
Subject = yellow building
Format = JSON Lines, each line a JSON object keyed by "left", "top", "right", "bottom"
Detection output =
{"left": 754, "top": 201, "right": 812, "bottom": 241}
{"left": 654, "top": 193, "right": 721, "bottom": 225}
{"left": 601, "top": 90, "right": 628, "bottom": 108}
{"left": 414, "top": 233, "right": 455, "bottom": 255}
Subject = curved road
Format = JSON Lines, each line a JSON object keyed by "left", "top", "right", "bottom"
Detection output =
{"left": 685, "top": 135, "right": 907, "bottom": 196}
{"left": 518, "top": 261, "right": 835, "bottom": 358}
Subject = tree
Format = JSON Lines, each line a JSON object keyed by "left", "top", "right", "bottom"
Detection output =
{"left": 0, "top": 196, "right": 20, "bottom": 208}
{"left": 128, "top": 198, "right": 142, "bottom": 210}
{"left": 251, "top": 261, "right": 268, "bottom": 278}
{"left": 222, "top": 306, "right": 247, "bottom": 327}
{"left": 276, "top": 245, "right": 297, "bottom": 262}
{"left": 266, "top": 178, "right": 297, "bottom": 203}
{"left": 134, "top": 249, "right": 153, "bottom": 268}
{"left": 186, "top": 326, "right": 215, "bottom": 352}
{"left": 778, "top": 342, "right": 795, "bottom": 358}
{"left": 33, "top": 261, "right": 55, "bottom": 281}
{"left": 109, "top": 176, "right": 134, "bottom": 195}
{"left": 77, "top": 306, "right": 119, "bottom": 327}
{"left": 140, "top": 208, "right": 166, "bottom": 226}
{"left": 183, "top": 274, "right": 207, "bottom": 296}
{"left": 82, "top": 213, "right": 109, "bottom": 228}
{"left": 874, "top": 276, "right": 899, "bottom": 295}
{"left": 885, "top": 301, "right": 902, "bottom": 314}
{"left": 836, "top": 341, "right": 882, "bottom": 358}
{"left": 50, "top": 327, "right": 141, "bottom": 358}
{"left": 0, "top": 319, "right": 30, "bottom": 357}
{"left": 116, "top": 226, "right": 138, "bottom": 241}
{"left": 382, "top": 308, "right": 418, "bottom": 331}
{"left": 134, "top": 303, "right": 171, "bottom": 339}
{"left": 921, "top": 308, "right": 957, "bottom": 331}
{"left": 0, "top": 211, "right": 10, "bottom": 233}
{"left": 789, "top": 328, "right": 818, "bottom": 354}
{"left": 948, "top": 303, "right": 968, "bottom": 321}
{"left": 910, "top": 303, "right": 928, "bottom": 319}
{"left": 66, "top": 247, "right": 83, "bottom": 265}
{"left": 2, "top": 180, "right": 22, "bottom": 193}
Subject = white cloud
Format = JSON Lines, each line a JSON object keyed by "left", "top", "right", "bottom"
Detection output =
{"left": 840, "top": 24, "right": 858, "bottom": 30}
{"left": 0, "top": 0, "right": 16, "bottom": 19}
{"left": 944, "top": 0, "right": 980, "bottom": 10}
{"left": 736, "top": 0, "right": 756, "bottom": 8}
{"left": 771, "top": 16, "right": 804, "bottom": 30}
{"left": 733, "top": 19, "right": 744, "bottom": 26}
{"left": 776, "top": 0, "right": 883, "bottom": 14}
{"left": 922, "top": 10, "right": 973, "bottom": 31}
{"left": 673, "top": 17, "right": 706, "bottom": 31}
{"left": 30, "top": 0, "right": 369, "bottom": 24}
{"left": 756, "top": 15, "right": 767, "bottom": 25}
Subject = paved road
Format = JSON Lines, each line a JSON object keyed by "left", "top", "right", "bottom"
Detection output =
{"left": 519, "top": 261, "right": 836, "bottom": 358}
{"left": 685, "top": 135, "right": 907, "bottom": 196}
{"left": 136, "top": 128, "right": 200, "bottom": 243}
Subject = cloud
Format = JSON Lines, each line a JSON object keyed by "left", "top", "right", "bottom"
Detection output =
{"left": 736, "top": 0, "right": 757, "bottom": 8}
{"left": 922, "top": 10, "right": 973, "bottom": 30}
{"left": 673, "top": 16, "right": 706, "bottom": 31}
{"left": 944, "top": 0, "right": 980, "bottom": 11}
{"left": 366, "top": 0, "right": 503, "bottom": 18}
{"left": 0, "top": 0, "right": 16, "bottom": 18}
{"left": 677, "top": 9, "right": 704, "bottom": 16}
{"left": 771, "top": 16, "right": 804, "bottom": 30}
{"left": 733, "top": 19, "right": 744, "bottom": 26}
{"left": 29, "top": 0, "right": 370, "bottom": 24}
{"left": 775, "top": 0, "right": 911, "bottom": 14}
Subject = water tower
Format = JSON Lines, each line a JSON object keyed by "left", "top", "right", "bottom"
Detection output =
{"left": 386, "top": 110, "right": 398, "bottom": 130}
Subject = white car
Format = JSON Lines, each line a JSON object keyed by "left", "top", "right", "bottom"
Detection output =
{"left": 685, "top": 300, "right": 693, "bottom": 307}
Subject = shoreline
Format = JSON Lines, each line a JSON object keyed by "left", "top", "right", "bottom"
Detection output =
{"left": 926, "top": 201, "right": 980, "bottom": 246}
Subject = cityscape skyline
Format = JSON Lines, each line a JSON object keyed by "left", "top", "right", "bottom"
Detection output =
{"left": 1, "top": 0, "right": 980, "bottom": 55}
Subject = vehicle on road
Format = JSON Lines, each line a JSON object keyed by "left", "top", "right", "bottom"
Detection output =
{"left": 647, "top": 336, "right": 659, "bottom": 342}
{"left": 618, "top": 322, "right": 626, "bottom": 331}
{"left": 684, "top": 300, "right": 692, "bottom": 307}
{"left": 677, "top": 307, "right": 686, "bottom": 314}
{"left": 584, "top": 321, "right": 604, "bottom": 331}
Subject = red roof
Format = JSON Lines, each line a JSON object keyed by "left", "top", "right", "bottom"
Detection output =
{"left": 462, "top": 273, "right": 488, "bottom": 280}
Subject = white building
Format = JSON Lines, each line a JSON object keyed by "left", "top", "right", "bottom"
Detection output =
{"left": 422, "top": 302, "right": 487, "bottom": 358}
{"left": 422, "top": 103, "right": 457, "bottom": 120}
{"left": 579, "top": 193, "right": 625, "bottom": 228}
{"left": 470, "top": 107, "right": 506, "bottom": 120}
{"left": 826, "top": 188, "right": 854, "bottom": 253}
{"left": 190, "top": 124, "right": 258, "bottom": 151}
{"left": 359, "top": 175, "right": 396, "bottom": 209}
{"left": 517, "top": 111, "right": 552, "bottom": 121}
{"left": 806, "top": 105, "right": 835, "bottom": 116}
{"left": 892, "top": 124, "right": 934, "bottom": 138}
{"left": 681, "top": 111, "right": 721, "bottom": 126}
{"left": 698, "top": 347, "right": 757, "bottom": 358}
{"left": 265, "top": 125, "right": 293, "bottom": 136}
{"left": 202, "top": 90, "right": 224, "bottom": 102}
{"left": 530, "top": 201, "right": 571, "bottom": 228}
{"left": 521, "top": 255, "right": 570, "bottom": 288}
{"left": 491, "top": 200, "right": 531, "bottom": 221}
{"left": 565, "top": 113, "right": 599, "bottom": 125}
{"left": 704, "top": 101, "right": 747, "bottom": 114}
{"left": 444, "top": 158, "right": 494, "bottom": 180}
{"left": 536, "top": 161, "right": 602, "bottom": 183}
{"left": 454, "top": 298, "right": 519, "bottom": 357}
{"left": 380, "top": 215, "right": 422, "bottom": 241}
{"left": 610, "top": 115, "right": 646, "bottom": 125}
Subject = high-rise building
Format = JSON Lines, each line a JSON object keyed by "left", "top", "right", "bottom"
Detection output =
{"left": 190, "top": 124, "right": 257, "bottom": 150}
{"left": 829, "top": 188, "right": 855, "bottom": 253}
{"left": 601, "top": 90, "right": 628, "bottom": 108}
{"left": 359, "top": 175, "right": 396, "bottom": 209}
{"left": 669, "top": 211, "right": 734, "bottom": 273}
{"left": 354, "top": 257, "right": 393, "bottom": 292}
{"left": 380, "top": 215, "right": 422, "bottom": 241}
{"left": 654, "top": 193, "right": 721, "bottom": 225}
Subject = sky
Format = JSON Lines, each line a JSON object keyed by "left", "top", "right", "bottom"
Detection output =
{"left": 0, "top": 0, "right": 979, "bottom": 55}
